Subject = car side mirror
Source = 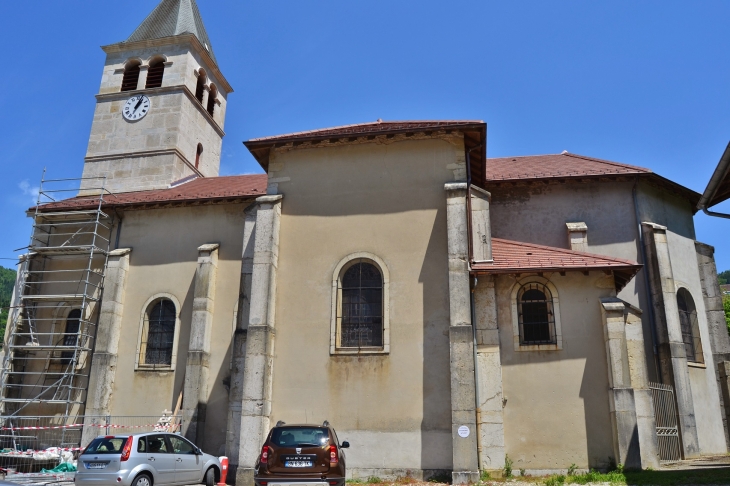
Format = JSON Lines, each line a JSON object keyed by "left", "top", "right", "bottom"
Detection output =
{"left": 195, "top": 447, "right": 203, "bottom": 455}
{"left": 341, "top": 441, "right": 350, "bottom": 449}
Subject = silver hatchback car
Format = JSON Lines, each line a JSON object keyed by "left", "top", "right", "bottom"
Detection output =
{"left": 75, "top": 433, "right": 221, "bottom": 486}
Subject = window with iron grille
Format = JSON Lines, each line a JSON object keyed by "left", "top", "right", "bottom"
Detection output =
{"left": 121, "top": 62, "right": 140, "bottom": 92}
{"left": 337, "top": 261, "right": 383, "bottom": 349}
{"left": 517, "top": 283, "right": 556, "bottom": 345}
{"left": 139, "top": 298, "right": 176, "bottom": 368}
{"left": 677, "top": 288, "right": 703, "bottom": 364}
{"left": 60, "top": 309, "right": 81, "bottom": 364}
{"left": 145, "top": 59, "right": 165, "bottom": 89}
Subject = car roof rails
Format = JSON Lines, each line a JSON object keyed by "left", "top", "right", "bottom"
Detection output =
{"left": 276, "top": 421, "right": 286, "bottom": 427}
{"left": 322, "top": 420, "right": 330, "bottom": 427}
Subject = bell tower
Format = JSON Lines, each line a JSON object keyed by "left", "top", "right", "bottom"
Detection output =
{"left": 81, "top": 0, "right": 233, "bottom": 194}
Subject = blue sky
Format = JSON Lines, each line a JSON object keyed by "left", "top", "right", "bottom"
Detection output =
{"left": 0, "top": 1, "right": 728, "bottom": 271}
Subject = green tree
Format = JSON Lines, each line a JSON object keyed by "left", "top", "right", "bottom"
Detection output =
{"left": 719, "top": 269, "right": 730, "bottom": 285}
{"left": 0, "top": 265, "right": 18, "bottom": 345}
{"left": 724, "top": 294, "right": 730, "bottom": 337}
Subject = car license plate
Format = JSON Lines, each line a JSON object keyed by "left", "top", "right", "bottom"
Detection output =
{"left": 284, "top": 461, "right": 312, "bottom": 467}
{"left": 86, "top": 463, "right": 107, "bottom": 469}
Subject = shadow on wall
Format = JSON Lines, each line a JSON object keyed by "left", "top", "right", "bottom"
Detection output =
{"left": 419, "top": 207, "right": 453, "bottom": 470}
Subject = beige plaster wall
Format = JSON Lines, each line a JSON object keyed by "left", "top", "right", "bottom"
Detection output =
{"left": 495, "top": 272, "right": 616, "bottom": 470}
{"left": 665, "top": 231, "right": 727, "bottom": 454}
{"left": 109, "top": 203, "right": 245, "bottom": 456}
{"left": 268, "top": 137, "right": 467, "bottom": 472}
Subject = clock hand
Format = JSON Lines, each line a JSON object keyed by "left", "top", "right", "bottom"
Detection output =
{"left": 133, "top": 98, "right": 144, "bottom": 111}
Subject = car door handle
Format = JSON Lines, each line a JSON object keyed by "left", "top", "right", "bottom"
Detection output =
{"left": 148, "top": 457, "right": 155, "bottom": 461}
{"left": 176, "top": 458, "right": 182, "bottom": 462}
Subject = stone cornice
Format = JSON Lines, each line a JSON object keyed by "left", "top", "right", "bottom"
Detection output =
{"left": 84, "top": 148, "right": 204, "bottom": 178}
{"left": 101, "top": 34, "right": 233, "bottom": 93}
{"left": 95, "top": 85, "right": 226, "bottom": 137}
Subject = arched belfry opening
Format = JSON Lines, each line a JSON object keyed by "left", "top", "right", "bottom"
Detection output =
{"left": 121, "top": 60, "right": 141, "bottom": 91}
{"left": 146, "top": 58, "right": 165, "bottom": 89}
{"left": 195, "top": 68, "right": 207, "bottom": 103}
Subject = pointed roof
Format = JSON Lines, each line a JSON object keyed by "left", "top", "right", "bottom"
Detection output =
{"left": 471, "top": 238, "right": 642, "bottom": 292}
{"left": 126, "top": 0, "right": 217, "bottom": 63}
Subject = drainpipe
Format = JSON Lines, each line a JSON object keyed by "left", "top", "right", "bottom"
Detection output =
{"left": 701, "top": 207, "right": 730, "bottom": 219}
{"left": 470, "top": 275, "right": 482, "bottom": 468}
{"left": 632, "top": 177, "right": 662, "bottom": 382}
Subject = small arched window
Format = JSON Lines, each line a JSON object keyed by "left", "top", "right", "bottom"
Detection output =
{"left": 121, "top": 61, "right": 141, "bottom": 92}
{"left": 517, "top": 283, "right": 556, "bottom": 345}
{"left": 677, "top": 288, "right": 703, "bottom": 363}
{"left": 195, "top": 143, "right": 203, "bottom": 169}
{"left": 146, "top": 58, "right": 165, "bottom": 89}
{"left": 195, "top": 69, "right": 207, "bottom": 103}
{"left": 61, "top": 309, "right": 82, "bottom": 364}
{"left": 338, "top": 261, "right": 383, "bottom": 349}
{"left": 140, "top": 298, "right": 176, "bottom": 367}
{"left": 207, "top": 84, "right": 217, "bottom": 116}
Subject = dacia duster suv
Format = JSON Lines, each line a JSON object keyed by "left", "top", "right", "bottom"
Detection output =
{"left": 254, "top": 422, "right": 349, "bottom": 486}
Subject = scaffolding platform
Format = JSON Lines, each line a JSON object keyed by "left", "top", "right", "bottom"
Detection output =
{"left": 0, "top": 173, "right": 114, "bottom": 428}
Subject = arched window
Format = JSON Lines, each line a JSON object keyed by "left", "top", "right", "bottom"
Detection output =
{"left": 207, "top": 84, "right": 217, "bottom": 116}
{"left": 145, "top": 58, "right": 165, "bottom": 89}
{"left": 121, "top": 61, "right": 141, "bottom": 92}
{"left": 139, "top": 298, "right": 176, "bottom": 368}
{"left": 195, "top": 69, "right": 207, "bottom": 103}
{"left": 195, "top": 143, "right": 203, "bottom": 169}
{"left": 61, "top": 309, "right": 81, "bottom": 364}
{"left": 338, "top": 261, "right": 383, "bottom": 349}
{"left": 677, "top": 288, "right": 703, "bottom": 363}
{"left": 517, "top": 283, "right": 556, "bottom": 345}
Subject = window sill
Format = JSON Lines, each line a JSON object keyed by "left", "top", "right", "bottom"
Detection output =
{"left": 514, "top": 342, "right": 562, "bottom": 352}
{"left": 330, "top": 346, "right": 389, "bottom": 356}
{"left": 687, "top": 361, "right": 706, "bottom": 369}
{"left": 135, "top": 365, "right": 175, "bottom": 372}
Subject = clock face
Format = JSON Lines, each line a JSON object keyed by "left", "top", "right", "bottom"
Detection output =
{"left": 122, "top": 95, "right": 151, "bottom": 121}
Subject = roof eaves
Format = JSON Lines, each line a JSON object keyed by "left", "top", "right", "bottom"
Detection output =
{"left": 698, "top": 141, "right": 730, "bottom": 211}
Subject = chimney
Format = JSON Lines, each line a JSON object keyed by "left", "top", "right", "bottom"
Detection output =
{"left": 566, "top": 222, "right": 588, "bottom": 252}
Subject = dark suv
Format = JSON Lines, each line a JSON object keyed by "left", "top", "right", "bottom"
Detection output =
{"left": 254, "top": 422, "right": 350, "bottom": 486}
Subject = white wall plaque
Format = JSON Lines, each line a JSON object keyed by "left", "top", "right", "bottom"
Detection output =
{"left": 457, "top": 425, "right": 470, "bottom": 438}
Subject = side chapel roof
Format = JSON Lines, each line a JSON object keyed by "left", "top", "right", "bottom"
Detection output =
{"left": 471, "top": 238, "right": 642, "bottom": 292}
{"left": 697, "top": 141, "right": 730, "bottom": 211}
{"left": 126, "top": 0, "right": 217, "bottom": 63}
{"left": 34, "top": 174, "right": 267, "bottom": 212}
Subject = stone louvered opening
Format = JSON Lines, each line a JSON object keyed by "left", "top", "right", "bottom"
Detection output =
{"left": 121, "top": 61, "right": 140, "bottom": 91}
{"left": 207, "top": 84, "right": 217, "bottom": 116}
{"left": 145, "top": 59, "right": 165, "bottom": 89}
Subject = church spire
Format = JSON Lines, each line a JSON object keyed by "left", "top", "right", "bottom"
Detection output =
{"left": 126, "top": 0, "right": 216, "bottom": 62}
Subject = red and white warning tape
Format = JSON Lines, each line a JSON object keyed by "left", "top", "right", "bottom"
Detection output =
{"left": 1, "top": 422, "right": 179, "bottom": 431}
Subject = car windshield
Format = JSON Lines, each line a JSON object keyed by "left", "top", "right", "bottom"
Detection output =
{"left": 271, "top": 427, "right": 329, "bottom": 447}
{"left": 83, "top": 437, "right": 127, "bottom": 454}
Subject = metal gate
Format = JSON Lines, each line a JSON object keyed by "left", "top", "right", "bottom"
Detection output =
{"left": 649, "top": 382, "right": 682, "bottom": 462}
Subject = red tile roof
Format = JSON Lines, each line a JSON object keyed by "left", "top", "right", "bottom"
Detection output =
{"left": 487, "top": 152, "right": 651, "bottom": 181}
{"left": 36, "top": 174, "right": 268, "bottom": 212}
{"left": 248, "top": 120, "right": 485, "bottom": 143}
{"left": 472, "top": 238, "right": 641, "bottom": 292}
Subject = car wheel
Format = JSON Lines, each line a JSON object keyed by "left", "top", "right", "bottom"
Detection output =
{"left": 133, "top": 474, "right": 153, "bottom": 486}
{"left": 205, "top": 467, "right": 216, "bottom": 486}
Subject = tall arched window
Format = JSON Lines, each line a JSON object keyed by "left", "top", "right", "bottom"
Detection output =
{"left": 677, "top": 288, "right": 703, "bottom": 363}
{"left": 338, "top": 261, "right": 383, "bottom": 349}
{"left": 145, "top": 58, "right": 165, "bottom": 89}
{"left": 121, "top": 61, "right": 141, "bottom": 92}
{"left": 195, "top": 69, "right": 207, "bottom": 103}
{"left": 195, "top": 143, "right": 203, "bottom": 169}
{"left": 61, "top": 309, "right": 81, "bottom": 364}
{"left": 517, "top": 283, "right": 556, "bottom": 345}
{"left": 140, "top": 298, "right": 176, "bottom": 368}
{"left": 207, "top": 84, "right": 217, "bottom": 116}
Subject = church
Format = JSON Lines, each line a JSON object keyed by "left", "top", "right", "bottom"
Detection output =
{"left": 3, "top": 1, "right": 730, "bottom": 484}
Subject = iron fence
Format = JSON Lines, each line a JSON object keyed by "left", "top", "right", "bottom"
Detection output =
{"left": 0, "top": 415, "right": 182, "bottom": 473}
{"left": 649, "top": 382, "right": 682, "bottom": 462}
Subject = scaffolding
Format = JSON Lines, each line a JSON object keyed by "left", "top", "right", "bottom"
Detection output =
{"left": 0, "top": 173, "right": 114, "bottom": 438}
